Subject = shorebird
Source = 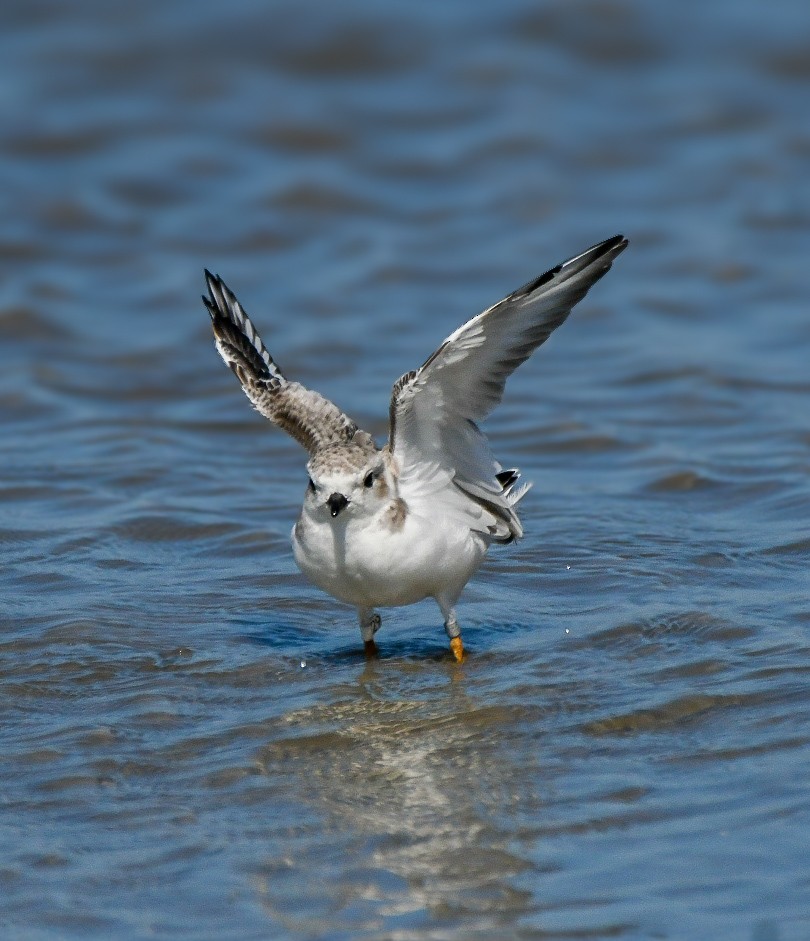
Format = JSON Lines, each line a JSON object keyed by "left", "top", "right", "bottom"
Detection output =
{"left": 203, "top": 234, "right": 627, "bottom": 661}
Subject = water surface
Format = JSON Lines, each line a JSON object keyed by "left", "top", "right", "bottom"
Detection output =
{"left": 2, "top": 1, "right": 809, "bottom": 939}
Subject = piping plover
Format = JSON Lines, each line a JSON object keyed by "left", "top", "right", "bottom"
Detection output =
{"left": 203, "top": 234, "right": 627, "bottom": 660}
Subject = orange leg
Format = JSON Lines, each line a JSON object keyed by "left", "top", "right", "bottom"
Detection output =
{"left": 439, "top": 600, "right": 465, "bottom": 663}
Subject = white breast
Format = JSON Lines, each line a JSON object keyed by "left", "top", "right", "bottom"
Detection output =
{"left": 291, "top": 497, "right": 488, "bottom": 609}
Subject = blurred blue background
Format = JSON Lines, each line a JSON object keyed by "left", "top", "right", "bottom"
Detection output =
{"left": 1, "top": 2, "right": 809, "bottom": 939}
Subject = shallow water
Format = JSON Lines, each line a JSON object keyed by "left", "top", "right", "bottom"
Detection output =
{"left": 2, "top": 1, "right": 810, "bottom": 939}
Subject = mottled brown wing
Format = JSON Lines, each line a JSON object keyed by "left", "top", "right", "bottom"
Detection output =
{"left": 203, "top": 271, "right": 362, "bottom": 455}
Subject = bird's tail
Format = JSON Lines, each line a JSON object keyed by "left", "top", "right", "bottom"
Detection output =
{"left": 496, "top": 468, "right": 532, "bottom": 506}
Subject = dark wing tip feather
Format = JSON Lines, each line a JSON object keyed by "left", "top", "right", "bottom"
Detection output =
{"left": 202, "top": 293, "right": 217, "bottom": 322}
{"left": 202, "top": 272, "right": 221, "bottom": 320}
{"left": 202, "top": 269, "right": 282, "bottom": 383}
{"left": 510, "top": 234, "right": 628, "bottom": 301}
{"left": 511, "top": 264, "right": 562, "bottom": 300}
{"left": 204, "top": 270, "right": 240, "bottom": 324}
{"left": 496, "top": 468, "right": 520, "bottom": 490}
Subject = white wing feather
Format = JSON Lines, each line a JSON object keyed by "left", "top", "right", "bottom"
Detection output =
{"left": 389, "top": 235, "right": 628, "bottom": 538}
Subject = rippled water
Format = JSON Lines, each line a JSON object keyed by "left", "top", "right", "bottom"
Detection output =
{"left": 2, "top": 1, "right": 810, "bottom": 938}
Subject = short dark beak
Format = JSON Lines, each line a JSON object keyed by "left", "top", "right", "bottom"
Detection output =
{"left": 327, "top": 492, "right": 348, "bottom": 518}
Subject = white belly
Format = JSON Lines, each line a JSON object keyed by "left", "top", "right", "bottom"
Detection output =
{"left": 291, "top": 502, "right": 488, "bottom": 609}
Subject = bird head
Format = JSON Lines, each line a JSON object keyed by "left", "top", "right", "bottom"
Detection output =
{"left": 305, "top": 444, "right": 394, "bottom": 521}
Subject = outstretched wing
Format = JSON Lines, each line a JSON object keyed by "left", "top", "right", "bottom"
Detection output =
{"left": 203, "top": 271, "right": 361, "bottom": 455}
{"left": 389, "top": 235, "right": 628, "bottom": 536}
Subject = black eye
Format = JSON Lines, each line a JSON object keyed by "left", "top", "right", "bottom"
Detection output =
{"left": 364, "top": 472, "right": 374, "bottom": 488}
{"left": 307, "top": 477, "right": 316, "bottom": 492}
